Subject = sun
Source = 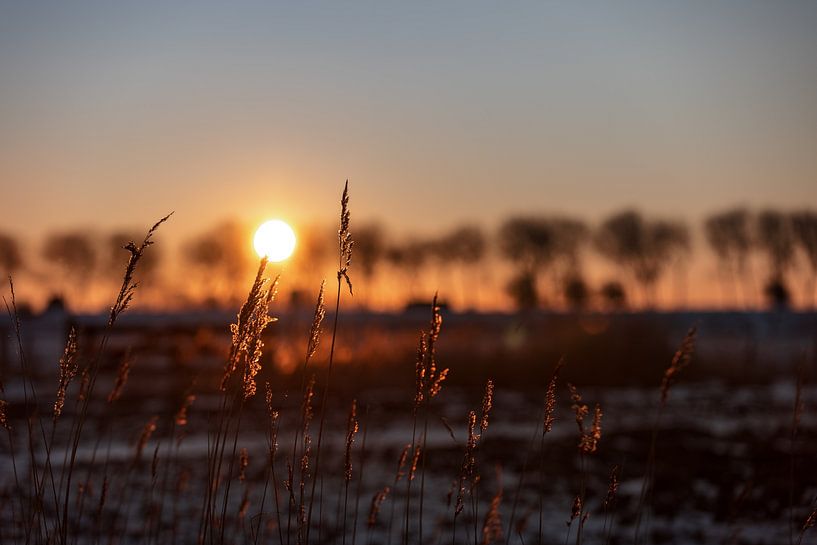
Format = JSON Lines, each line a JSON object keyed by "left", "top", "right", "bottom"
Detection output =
{"left": 253, "top": 219, "right": 296, "bottom": 262}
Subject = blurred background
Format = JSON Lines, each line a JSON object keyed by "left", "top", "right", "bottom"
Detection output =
{"left": 1, "top": 2, "right": 816, "bottom": 315}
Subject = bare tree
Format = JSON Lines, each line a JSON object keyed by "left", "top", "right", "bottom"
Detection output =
{"left": 354, "top": 223, "right": 386, "bottom": 307}
{"left": 42, "top": 231, "right": 97, "bottom": 308}
{"left": 563, "top": 275, "right": 589, "bottom": 311}
{"left": 438, "top": 225, "right": 486, "bottom": 310}
{"left": 600, "top": 280, "right": 627, "bottom": 311}
{"left": 289, "top": 224, "right": 332, "bottom": 298}
{"left": 547, "top": 218, "right": 589, "bottom": 306}
{"left": 791, "top": 210, "right": 817, "bottom": 307}
{"left": 594, "top": 210, "right": 689, "bottom": 308}
{"left": 499, "top": 216, "right": 587, "bottom": 308}
{"left": 756, "top": 210, "right": 795, "bottom": 307}
{"left": 0, "top": 233, "right": 23, "bottom": 276}
{"left": 506, "top": 270, "right": 537, "bottom": 310}
{"left": 384, "top": 240, "right": 430, "bottom": 305}
{"left": 183, "top": 221, "right": 253, "bottom": 306}
{"left": 704, "top": 208, "right": 753, "bottom": 307}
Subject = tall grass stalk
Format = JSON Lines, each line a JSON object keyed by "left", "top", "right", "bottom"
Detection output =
{"left": 6, "top": 277, "right": 67, "bottom": 544}
{"left": 59, "top": 213, "right": 171, "bottom": 545}
{"left": 633, "top": 326, "right": 697, "bottom": 545}
{"left": 386, "top": 444, "right": 410, "bottom": 545}
{"left": 351, "top": 405, "right": 369, "bottom": 545}
{"left": 305, "top": 180, "right": 353, "bottom": 545}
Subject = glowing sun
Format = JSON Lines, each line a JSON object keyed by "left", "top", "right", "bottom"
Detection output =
{"left": 253, "top": 219, "right": 296, "bottom": 262}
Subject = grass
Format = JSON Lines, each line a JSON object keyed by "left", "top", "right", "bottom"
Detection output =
{"left": 0, "top": 186, "right": 815, "bottom": 545}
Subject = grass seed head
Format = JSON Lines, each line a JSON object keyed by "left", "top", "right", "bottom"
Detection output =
{"left": 543, "top": 358, "right": 564, "bottom": 435}
{"left": 54, "top": 326, "right": 79, "bottom": 422}
{"left": 306, "top": 280, "right": 326, "bottom": 363}
{"left": 107, "top": 356, "right": 131, "bottom": 404}
{"left": 661, "top": 325, "right": 697, "bottom": 405}
{"left": 481, "top": 467, "right": 503, "bottom": 545}
{"left": 239, "top": 448, "right": 249, "bottom": 482}
{"left": 0, "top": 399, "right": 9, "bottom": 431}
{"left": 344, "top": 399, "right": 359, "bottom": 482}
{"left": 174, "top": 394, "right": 195, "bottom": 427}
{"left": 338, "top": 180, "right": 354, "bottom": 294}
{"left": 367, "top": 486, "right": 390, "bottom": 528}
{"left": 135, "top": 415, "right": 158, "bottom": 462}
{"left": 480, "top": 379, "right": 494, "bottom": 434}
{"left": 109, "top": 213, "right": 172, "bottom": 326}
{"left": 395, "top": 443, "right": 411, "bottom": 482}
{"left": 603, "top": 464, "right": 620, "bottom": 510}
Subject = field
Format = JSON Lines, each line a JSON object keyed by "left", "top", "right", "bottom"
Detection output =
{"left": 1, "top": 206, "right": 816, "bottom": 545}
{"left": 4, "top": 4, "right": 817, "bottom": 544}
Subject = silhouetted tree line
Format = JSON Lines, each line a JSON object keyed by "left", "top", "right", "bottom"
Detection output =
{"left": 2, "top": 208, "right": 817, "bottom": 311}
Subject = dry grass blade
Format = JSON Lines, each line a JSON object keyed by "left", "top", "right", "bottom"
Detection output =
{"left": 0, "top": 399, "right": 9, "bottom": 431}
{"left": 568, "top": 384, "right": 589, "bottom": 434}
{"left": 567, "top": 495, "right": 582, "bottom": 526}
{"left": 660, "top": 325, "right": 697, "bottom": 405}
{"left": 174, "top": 394, "right": 195, "bottom": 427}
{"left": 799, "top": 506, "right": 817, "bottom": 544}
{"left": 135, "top": 416, "right": 158, "bottom": 463}
{"left": 344, "top": 399, "right": 359, "bottom": 483}
{"left": 306, "top": 280, "right": 326, "bottom": 364}
{"left": 414, "top": 294, "right": 449, "bottom": 411}
{"left": 221, "top": 258, "right": 279, "bottom": 399}
{"left": 395, "top": 444, "right": 410, "bottom": 483}
{"left": 566, "top": 383, "right": 603, "bottom": 455}
{"left": 455, "top": 411, "right": 479, "bottom": 516}
{"left": 54, "top": 326, "right": 79, "bottom": 422}
{"left": 368, "top": 487, "right": 390, "bottom": 528}
{"left": 338, "top": 179, "right": 354, "bottom": 295}
{"left": 239, "top": 448, "right": 249, "bottom": 482}
{"left": 107, "top": 356, "right": 131, "bottom": 404}
{"left": 581, "top": 404, "right": 602, "bottom": 455}
{"left": 480, "top": 380, "right": 494, "bottom": 434}
{"left": 543, "top": 358, "right": 564, "bottom": 435}
{"left": 603, "top": 465, "right": 620, "bottom": 510}
{"left": 109, "top": 212, "right": 173, "bottom": 326}
{"left": 409, "top": 444, "right": 421, "bottom": 482}
{"left": 481, "top": 467, "right": 503, "bottom": 545}
{"left": 265, "top": 381, "right": 275, "bottom": 419}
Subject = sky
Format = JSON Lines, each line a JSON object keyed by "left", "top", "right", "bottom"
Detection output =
{"left": 1, "top": 1, "right": 816, "bottom": 246}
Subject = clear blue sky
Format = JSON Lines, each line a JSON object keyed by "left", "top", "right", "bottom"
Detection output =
{"left": 2, "top": 1, "right": 816, "bottom": 243}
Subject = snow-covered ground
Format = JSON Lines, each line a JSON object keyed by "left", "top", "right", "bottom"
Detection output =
{"left": 2, "top": 379, "right": 814, "bottom": 545}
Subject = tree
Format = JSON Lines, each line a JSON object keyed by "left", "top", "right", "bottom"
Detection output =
{"left": 764, "top": 278, "right": 791, "bottom": 309}
{"left": 0, "top": 233, "right": 23, "bottom": 276}
{"left": 600, "top": 281, "right": 627, "bottom": 310}
{"left": 42, "top": 231, "right": 97, "bottom": 308}
{"left": 499, "top": 216, "right": 588, "bottom": 308}
{"left": 704, "top": 208, "right": 753, "bottom": 307}
{"left": 755, "top": 210, "right": 795, "bottom": 307}
{"left": 289, "top": 224, "right": 332, "bottom": 295}
{"left": 354, "top": 223, "right": 386, "bottom": 307}
{"left": 183, "top": 221, "right": 253, "bottom": 306}
{"left": 385, "top": 240, "right": 431, "bottom": 304}
{"left": 438, "top": 225, "right": 486, "bottom": 310}
{"left": 563, "top": 275, "right": 589, "bottom": 310}
{"left": 506, "top": 270, "right": 538, "bottom": 310}
{"left": 791, "top": 210, "right": 817, "bottom": 307}
{"left": 594, "top": 210, "right": 689, "bottom": 308}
